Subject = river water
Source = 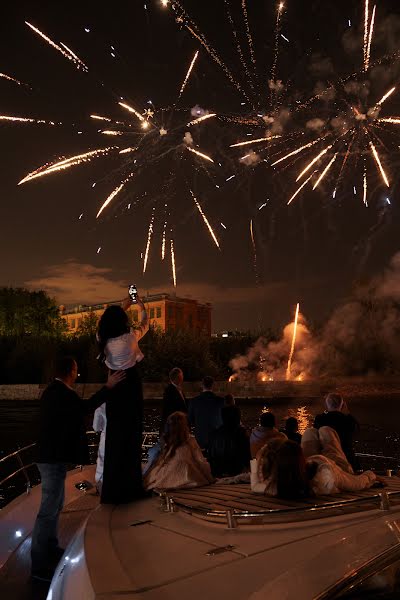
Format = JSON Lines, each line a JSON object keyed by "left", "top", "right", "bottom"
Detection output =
{"left": 1, "top": 394, "right": 399, "bottom": 470}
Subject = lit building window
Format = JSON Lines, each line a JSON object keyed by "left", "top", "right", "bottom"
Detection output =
{"left": 150, "top": 307, "right": 155, "bottom": 319}
{"left": 156, "top": 306, "right": 161, "bottom": 318}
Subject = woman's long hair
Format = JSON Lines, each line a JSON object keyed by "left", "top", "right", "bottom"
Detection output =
{"left": 275, "top": 441, "right": 311, "bottom": 500}
{"left": 160, "top": 412, "right": 190, "bottom": 463}
{"left": 257, "top": 437, "right": 285, "bottom": 482}
{"left": 97, "top": 305, "right": 130, "bottom": 358}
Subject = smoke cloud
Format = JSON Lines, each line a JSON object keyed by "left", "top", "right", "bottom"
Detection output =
{"left": 183, "top": 131, "right": 193, "bottom": 146}
{"left": 306, "top": 118, "right": 325, "bottom": 132}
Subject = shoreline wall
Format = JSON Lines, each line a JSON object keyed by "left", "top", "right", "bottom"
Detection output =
{"left": 1, "top": 378, "right": 400, "bottom": 401}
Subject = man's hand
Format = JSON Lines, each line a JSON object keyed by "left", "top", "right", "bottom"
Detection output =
{"left": 106, "top": 370, "right": 126, "bottom": 389}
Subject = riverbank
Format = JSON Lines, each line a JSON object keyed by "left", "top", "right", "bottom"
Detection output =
{"left": 2, "top": 378, "right": 400, "bottom": 400}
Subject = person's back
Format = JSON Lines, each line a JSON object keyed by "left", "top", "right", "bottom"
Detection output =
{"left": 250, "top": 412, "right": 287, "bottom": 459}
{"left": 314, "top": 393, "right": 358, "bottom": 468}
{"left": 161, "top": 368, "right": 187, "bottom": 431}
{"left": 188, "top": 376, "right": 224, "bottom": 448}
{"left": 283, "top": 417, "right": 302, "bottom": 445}
{"left": 208, "top": 406, "right": 251, "bottom": 477}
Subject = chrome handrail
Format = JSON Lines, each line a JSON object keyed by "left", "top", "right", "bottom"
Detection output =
{"left": 0, "top": 443, "right": 36, "bottom": 464}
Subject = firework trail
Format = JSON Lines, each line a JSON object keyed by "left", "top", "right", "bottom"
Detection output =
{"left": 187, "top": 113, "right": 217, "bottom": 126}
{"left": 369, "top": 141, "right": 389, "bottom": 187}
{"left": 363, "top": 167, "right": 368, "bottom": 206}
{"left": 186, "top": 146, "right": 214, "bottom": 163}
{"left": 191, "top": 190, "right": 220, "bottom": 249}
{"left": 25, "top": 22, "right": 88, "bottom": 71}
{"left": 376, "top": 87, "right": 396, "bottom": 107}
{"left": 287, "top": 174, "right": 313, "bottom": 205}
{"left": 271, "top": 139, "right": 321, "bottom": 166}
{"left": 0, "top": 115, "right": 51, "bottom": 124}
{"left": 0, "top": 73, "right": 30, "bottom": 87}
{"left": 241, "top": 0, "right": 257, "bottom": 69}
{"left": 96, "top": 173, "right": 134, "bottom": 218}
{"left": 18, "top": 147, "right": 116, "bottom": 185}
{"left": 230, "top": 135, "right": 281, "bottom": 148}
{"left": 118, "top": 101, "right": 147, "bottom": 125}
{"left": 363, "top": 0, "right": 369, "bottom": 70}
{"left": 178, "top": 50, "right": 199, "bottom": 99}
{"left": 223, "top": 0, "right": 255, "bottom": 94}
{"left": 296, "top": 143, "right": 333, "bottom": 181}
{"left": 270, "top": 3, "right": 285, "bottom": 94}
{"left": 365, "top": 4, "right": 376, "bottom": 71}
{"left": 161, "top": 218, "right": 167, "bottom": 260}
{"left": 286, "top": 302, "right": 300, "bottom": 381}
{"left": 170, "top": 237, "right": 177, "bottom": 287}
{"left": 250, "top": 219, "right": 259, "bottom": 284}
{"left": 312, "top": 153, "right": 338, "bottom": 190}
{"left": 143, "top": 208, "right": 155, "bottom": 274}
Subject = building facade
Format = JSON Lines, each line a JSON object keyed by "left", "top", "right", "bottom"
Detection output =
{"left": 60, "top": 293, "right": 212, "bottom": 336}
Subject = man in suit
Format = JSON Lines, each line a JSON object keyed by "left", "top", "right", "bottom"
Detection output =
{"left": 31, "top": 356, "right": 124, "bottom": 582}
{"left": 160, "top": 367, "right": 187, "bottom": 432}
{"left": 188, "top": 376, "right": 224, "bottom": 449}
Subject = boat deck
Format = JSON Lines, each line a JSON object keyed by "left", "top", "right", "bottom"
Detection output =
{"left": 168, "top": 476, "right": 400, "bottom": 525}
{"left": 0, "top": 491, "right": 99, "bottom": 600}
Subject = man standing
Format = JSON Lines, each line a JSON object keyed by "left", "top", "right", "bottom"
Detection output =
{"left": 31, "top": 356, "right": 124, "bottom": 581}
{"left": 161, "top": 367, "right": 187, "bottom": 431}
{"left": 188, "top": 376, "right": 224, "bottom": 449}
{"left": 314, "top": 393, "right": 359, "bottom": 469}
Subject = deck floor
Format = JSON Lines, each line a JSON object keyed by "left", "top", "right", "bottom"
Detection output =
{"left": 169, "top": 476, "right": 400, "bottom": 523}
{"left": 0, "top": 492, "right": 99, "bottom": 600}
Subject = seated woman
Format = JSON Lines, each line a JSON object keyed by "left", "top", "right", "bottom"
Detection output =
{"left": 208, "top": 406, "right": 251, "bottom": 478}
{"left": 252, "top": 437, "right": 378, "bottom": 498}
{"left": 144, "top": 412, "right": 214, "bottom": 490}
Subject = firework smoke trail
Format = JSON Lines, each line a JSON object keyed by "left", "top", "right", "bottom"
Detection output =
{"left": 178, "top": 50, "right": 199, "bottom": 99}
{"left": 365, "top": 4, "right": 376, "bottom": 71}
{"left": 191, "top": 190, "right": 220, "bottom": 249}
{"left": 25, "top": 22, "right": 88, "bottom": 71}
{"left": 187, "top": 113, "right": 217, "bottom": 126}
{"left": 241, "top": 0, "right": 256, "bottom": 69}
{"left": 369, "top": 141, "right": 390, "bottom": 187}
{"left": 286, "top": 302, "right": 300, "bottom": 381}
{"left": 287, "top": 174, "right": 313, "bottom": 205}
{"left": 170, "top": 237, "right": 177, "bottom": 287}
{"left": 271, "top": 138, "right": 321, "bottom": 166}
{"left": 230, "top": 135, "right": 281, "bottom": 148}
{"left": 96, "top": 173, "right": 134, "bottom": 218}
{"left": 143, "top": 208, "right": 155, "bottom": 274}
{"left": 18, "top": 147, "right": 116, "bottom": 185}
{"left": 186, "top": 146, "right": 214, "bottom": 163}
{"left": 223, "top": 0, "right": 256, "bottom": 94}
{"left": 250, "top": 219, "right": 259, "bottom": 284}
{"left": 296, "top": 143, "right": 334, "bottom": 182}
{"left": 363, "top": 0, "right": 369, "bottom": 70}
{"left": 312, "top": 153, "right": 338, "bottom": 189}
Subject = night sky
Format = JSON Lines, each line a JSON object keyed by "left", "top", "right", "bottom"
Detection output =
{"left": 1, "top": 0, "right": 400, "bottom": 332}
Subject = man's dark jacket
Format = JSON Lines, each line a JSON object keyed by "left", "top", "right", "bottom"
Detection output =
{"left": 37, "top": 380, "right": 110, "bottom": 464}
{"left": 188, "top": 391, "right": 224, "bottom": 448}
{"left": 161, "top": 383, "right": 187, "bottom": 430}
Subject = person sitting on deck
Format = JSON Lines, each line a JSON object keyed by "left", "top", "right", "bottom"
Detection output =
{"left": 302, "top": 425, "right": 354, "bottom": 474}
{"left": 282, "top": 417, "right": 302, "bottom": 444}
{"left": 144, "top": 412, "right": 214, "bottom": 490}
{"left": 208, "top": 406, "right": 251, "bottom": 478}
{"left": 314, "top": 393, "right": 359, "bottom": 470}
{"left": 188, "top": 376, "right": 224, "bottom": 450}
{"left": 250, "top": 412, "right": 287, "bottom": 459}
{"left": 252, "top": 429, "right": 379, "bottom": 498}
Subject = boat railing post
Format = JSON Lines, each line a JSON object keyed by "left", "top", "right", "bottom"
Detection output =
{"left": 16, "top": 448, "right": 31, "bottom": 492}
{"left": 379, "top": 491, "right": 390, "bottom": 511}
{"left": 226, "top": 509, "right": 237, "bottom": 529}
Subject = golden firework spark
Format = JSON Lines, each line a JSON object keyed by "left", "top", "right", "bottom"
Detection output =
{"left": 286, "top": 302, "right": 300, "bottom": 381}
{"left": 18, "top": 147, "right": 116, "bottom": 185}
{"left": 143, "top": 209, "right": 155, "bottom": 274}
{"left": 161, "top": 220, "right": 167, "bottom": 260}
{"left": 96, "top": 173, "right": 134, "bottom": 218}
{"left": 287, "top": 174, "right": 313, "bottom": 205}
{"left": 365, "top": 4, "right": 376, "bottom": 71}
{"left": 187, "top": 113, "right": 217, "bottom": 126}
{"left": 363, "top": 0, "right": 370, "bottom": 70}
{"left": 178, "top": 50, "right": 199, "bottom": 99}
{"left": 379, "top": 117, "right": 400, "bottom": 124}
{"left": 376, "top": 86, "right": 396, "bottom": 107}
{"left": 90, "top": 114, "right": 112, "bottom": 122}
{"left": 242, "top": 0, "right": 256, "bottom": 68}
{"left": 296, "top": 143, "right": 333, "bottom": 181}
{"left": 186, "top": 146, "right": 214, "bottom": 163}
{"left": 312, "top": 153, "right": 338, "bottom": 190}
{"left": 118, "top": 101, "right": 146, "bottom": 124}
{"left": 59, "top": 42, "right": 87, "bottom": 70}
{"left": 0, "top": 73, "right": 28, "bottom": 87}
{"left": 101, "top": 130, "right": 124, "bottom": 136}
{"left": 191, "top": 190, "right": 220, "bottom": 248}
{"left": 0, "top": 115, "right": 49, "bottom": 124}
{"left": 271, "top": 138, "right": 320, "bottom": 166}
{"left": 119, "top": 147, "right": 136, "bottom": 154}
{"left": 369, "top": 141, "right": 389, "bottom": 187}
{"left": 170, "top": 238, "right": 177, "bottom": 287}
{"left": 230, "top": 135, "right": 281, "bottom": 148}
{"left": 25, "top": 21, "right": 88, "bottom": 71}
{"left": 363, "top": 168, "right": 368, "bottom": 206}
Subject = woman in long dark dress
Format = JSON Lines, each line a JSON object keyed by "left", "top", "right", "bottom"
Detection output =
{"left": 97, "top": 295, "right": 148, "bottom": 503}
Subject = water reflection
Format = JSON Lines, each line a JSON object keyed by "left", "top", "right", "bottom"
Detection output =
{"left": 253, "top": 404, "right": 312, "bottom": 434}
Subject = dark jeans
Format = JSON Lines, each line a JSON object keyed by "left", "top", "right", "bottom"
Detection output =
{"left": 31, "top": 463, "right": 67, "bottom": 572}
